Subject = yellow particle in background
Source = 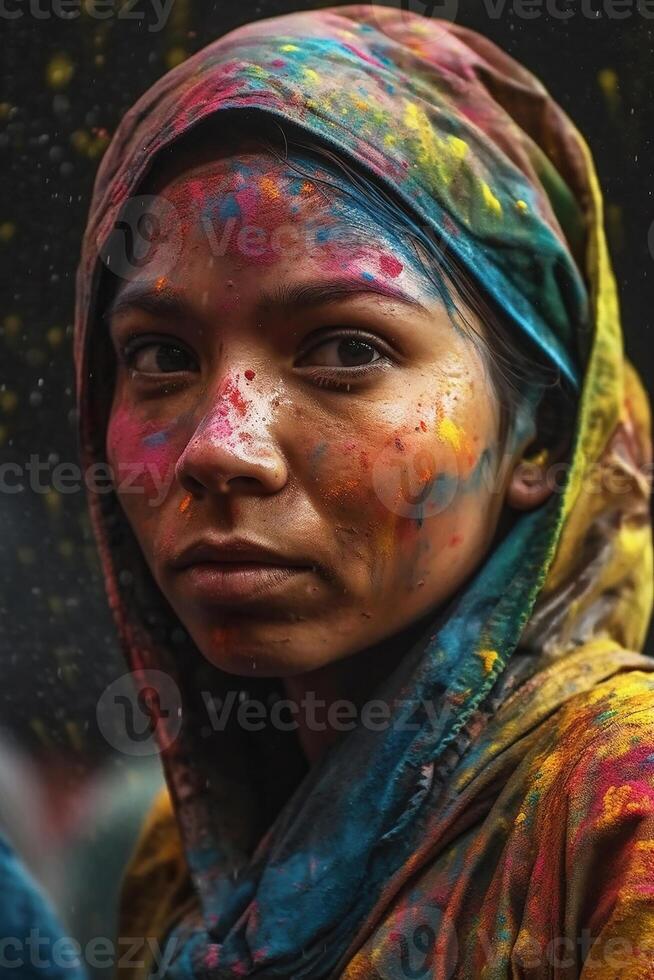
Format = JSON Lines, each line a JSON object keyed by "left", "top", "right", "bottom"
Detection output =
{"left": 17, "top": 546, "right": 35, "bottom": 565}
{"left": 44, "top": 489, "right": 63, "bottom": 516}
{"left": 165, "top": 47, "right": 188, "bottom": 69}
{"left": 0, "top": 222, "right": 15, "bottom": 242}
{"left": 597, "top": 68, "right": 620, "bottom": 116}
{"left": 3, "top": 314, "right": 21, "bottom": 338}
{"left": 71, "top": 129, "right": 90, "bottom": 154}
{"left": 65, "top": 721, "right": 83, "bottom": 752}
{"left": 0, "top": 425, "right": 6, "bottom": 447}
{"left": 58, "top": 539, "right": 75, "bottom": 559}
{"left": 0, "top": 103, "right": 10, "bottom": 120}
{"left": 47, "top": 326, "right": 65, "bottom": 348}
{"left": 46, "top": 53, "right": 75, "bottom": 90}
{"left": 0, "top": 390, "right": 17, "bottom": 413}
{"left": 87, "top": 133, "right": 110, "bottom": 159}
{"left": 48, "top": 595, "right": 64, "bottom": 615}
{"left": 30, "top": 718, "right": 54, "bottom": 749}
{"left": 280, "top": 43, "right": 300, "bottom": 52}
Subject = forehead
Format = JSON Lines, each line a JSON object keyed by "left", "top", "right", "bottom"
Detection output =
{"left": 151, "top": 147, "right": 388, "bottom": 241}
{"left": 124, "top": 141, "right": 448, "bottom": 298}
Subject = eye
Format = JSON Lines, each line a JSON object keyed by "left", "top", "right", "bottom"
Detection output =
{"left": 298, "top": 334, "right": 386, "bottom": 370}
{"left": 296, "top": 329, "right": 393, "bottom": 374}
{"left": 121, "top": 336, "right": 199, "bottom": 376}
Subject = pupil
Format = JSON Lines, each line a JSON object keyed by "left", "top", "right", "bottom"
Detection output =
{"left": 338, "top": 338, "right": 375, "bottom": 367}
{"left": 156, "top": 345, "right": 187, "bottom": 372}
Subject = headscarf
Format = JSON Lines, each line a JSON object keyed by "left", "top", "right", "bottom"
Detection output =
{"left": 73, "top": 7, "right": 653, "bottom": 978}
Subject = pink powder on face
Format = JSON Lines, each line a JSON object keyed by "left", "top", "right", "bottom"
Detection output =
{"left": 379, "top": 254, "right": 404, "bottom": 278}
{"left": 106, "top": 406, "right": 179, "bottom": 504}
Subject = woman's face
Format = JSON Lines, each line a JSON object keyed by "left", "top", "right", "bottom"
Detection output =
{"left": 105, "top": 146, "right": 535, "bottom": 677}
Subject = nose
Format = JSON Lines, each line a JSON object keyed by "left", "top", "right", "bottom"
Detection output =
{"left": 174, "top": 387, "right": 288, "bottom": 498}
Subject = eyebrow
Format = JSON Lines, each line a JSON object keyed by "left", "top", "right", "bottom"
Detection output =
{"left": 103, "top": 277, "right": 431, "bottom": 326}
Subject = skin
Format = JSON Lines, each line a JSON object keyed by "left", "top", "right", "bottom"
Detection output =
{"left": 104, "top": 140, "right": 553, "bottom": 762}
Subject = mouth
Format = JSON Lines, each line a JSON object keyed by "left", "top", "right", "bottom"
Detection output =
{"left": 168, "top": 537, "right": 315, "bottom": 605}
{"left": 178, "top": 562, "right": 310, "bottom": 603}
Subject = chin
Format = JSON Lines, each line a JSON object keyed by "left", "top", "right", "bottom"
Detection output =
{"left": 192, "top": 622, "right": 330, "bottom": 679}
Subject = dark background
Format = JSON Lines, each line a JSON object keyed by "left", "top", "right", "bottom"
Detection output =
{"left": 1, "top": 0, "right": 653, "bottom": 773}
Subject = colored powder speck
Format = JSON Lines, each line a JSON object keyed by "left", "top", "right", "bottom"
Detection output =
{"left": 218, "top": 194, "right": 241, "bottom": 220}
{"left": 379, "top": 254, "right": 404, "bottom": 278}
{"left": 310, "top": 442, "right": 328, "bottom": 467}
{"left": 179, "top": 494, "right": 191, "bottom": 514}
{"left": 449, "top": 534, "right": 463, "bottom": 548}
{"left": 361, "top": 271, "right": 375, "bottom": 282}
{"left": 437, "top": 417, "right": 465, "bottom": 452}
{"left": 477, "top": 649, "right": 499, "bottom": 674}
{"left": 143, "top": 431, "right": 167, "bottom": 447}
{"left": 480, "top": 180, "right": 502, "bottom": 216}
{"left": 259, "top": 175, "right": 280, "bottom": 201}
{"left": 244, "top": 369, "right": 256, "bottom": 381}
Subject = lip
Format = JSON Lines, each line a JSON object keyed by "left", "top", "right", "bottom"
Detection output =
{"left": 168, "top": 537, "right": 314, "bottom": 605}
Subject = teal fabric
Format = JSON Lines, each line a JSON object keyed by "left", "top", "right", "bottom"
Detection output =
{"left": 0, "top": 834, "right": 87, "bottom": 979}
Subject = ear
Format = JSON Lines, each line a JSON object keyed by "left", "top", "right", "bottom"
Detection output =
{"left": 506, "top": 448, "right": 554, "bottom": 511}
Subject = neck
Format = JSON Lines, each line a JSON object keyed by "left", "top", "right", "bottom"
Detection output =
{"left": 282, "top": 611, "right": 434, "bottom": 767}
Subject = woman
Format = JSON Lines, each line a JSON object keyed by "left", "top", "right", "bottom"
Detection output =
{"left": 73, "top": 6, "right": 653, "bottom": 978}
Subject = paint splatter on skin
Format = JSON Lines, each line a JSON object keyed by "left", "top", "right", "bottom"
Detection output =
{"left": 143, "top": 430, "right": 168, "bottom": 448}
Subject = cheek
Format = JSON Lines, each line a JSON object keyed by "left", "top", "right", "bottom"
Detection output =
{"left": 303, "top": 393, "right": 497, "bottom": 576}
{"left": 106, "top": 404, "right": 182, "bottom": 507}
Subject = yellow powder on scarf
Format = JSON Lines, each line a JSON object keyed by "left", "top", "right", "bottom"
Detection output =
{"left": 480, "top": 180, "right": 503, "bottom": 216}
{"left": 478, "top": 649, "right": 499, "bottom": 674}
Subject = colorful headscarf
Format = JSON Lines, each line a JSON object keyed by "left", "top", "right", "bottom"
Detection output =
{"left": 73, "top": 6, "right": 653, "bottom": 978}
